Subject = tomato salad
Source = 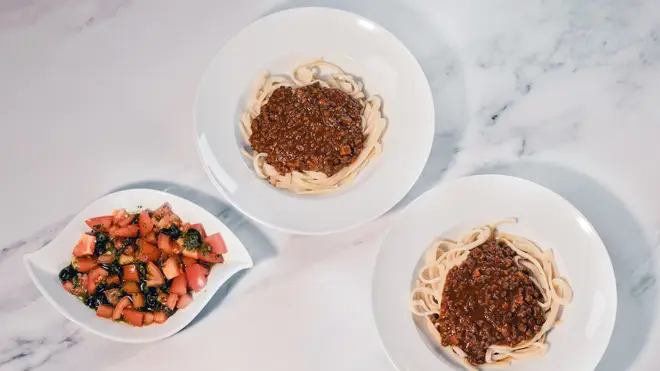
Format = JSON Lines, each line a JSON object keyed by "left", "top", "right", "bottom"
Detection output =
{"left": 58, "top": 203, "right": 227, "bottom": 326}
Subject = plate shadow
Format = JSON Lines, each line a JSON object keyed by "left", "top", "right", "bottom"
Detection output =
{"left": 472, "top": 161, "right": 658, "bottom": 371}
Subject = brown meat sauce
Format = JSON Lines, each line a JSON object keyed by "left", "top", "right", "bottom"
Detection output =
{"left": 249, "top": 83, "right": 365, "bottom": 177}
{"left": 432, "top": 240, "right": 545, "bottom": 365}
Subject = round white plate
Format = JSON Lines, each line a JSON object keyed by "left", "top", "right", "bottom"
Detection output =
{"left": 372, "top": 175, "right": 617, "bottom": 371}
{"left": 194, "top": 7, "right": 434, "bottom": 234}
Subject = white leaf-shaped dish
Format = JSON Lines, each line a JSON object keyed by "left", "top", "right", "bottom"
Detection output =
{"left": 24, "top": 189, "right": 254, "bottom": 343}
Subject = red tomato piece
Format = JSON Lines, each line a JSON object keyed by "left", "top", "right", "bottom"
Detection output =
{"left": 170, "top": 274, "right": 188, "bottom": 295}
{"left": 73, "top": 234, "right": 96, "bottom": 257}
{"left": 153, "top": 203, "right": 172, "bottom": 219}
{"left": 166, "top": 293, "right": 178, "bottom": 310}
{"left": 154, "top": 311, "right": 167, "bottom": 324}
{"left": 113, "top": 296, "right": 131, "bottom": 320}
{"left": 122, "top": 264, "right": 139, "bottom": 282}
{"left": 181, "top": 256, "right": 197, "bottom": 267}
{"left": 144, "top": 231, "right": 158, "bottom": 244}
{"left": 96, "top": 305, "right": 114, "bottom": 318}
{"left": 157, "top": 292, "right": 169, "bottom": 306}
{"left": 97, "top": 254, "right": 115, "bottom": 264}
{"left": 182, "top": 248, "right": 200, "bottom": 259}
{"left": 143, "top": 312, "right": 154, "bottom": 326}
{"left": 185, "top": 264, "right": 208, "bottom": 292}
{"left": 117, "top": 214, "right": 135, "bottom": 227}
{"left": 70, "top": 274, "right": 88, "bottom": 296}
{"left": 104, "top": 288, "right": 121, "bottom": 305}
{"left": 72, "top": 256, "right": 98, "bottom": 272}
{"left": 176, "top": 293, "right": 193, "bottom": 309}
{"left": 113, "top": 236, "right": 124, "bottom": 249}
{"left": 162, "top": 257, "right": 181, "bottom": 280}
{"left": 200, "top": 252, "right": 224, "bottom": 264}
{"left": 122, "top": 308, "right": 144, "bottom": 327}
{"left": 138, "top": 211, "right": 154, "bottom": 235}
{"left": 106, "top": 275, "right": 121, "bottom": 286}
{"left": 204, "top": 233, "right": 227, "bottom": 254}
{"left": 87, "top": 267, "right": 108, "bottom": 294}
{"left": 112, "top": 225, "right": 139, "bottom": 238}
{"left": 158, "top": 233, "right": 180, "bottom": 254}
{"left": 121, "top": 281, "right": 141, "bottom": 294}
{"left": 112, "top": 209, "right": 127, "bottom": 225}
{"left": 85, "top": 216, "right": 113, "bottom": 231}
{"left": 146, "top": 261, "right": 165, "bottom": 287}
{"left": 189, "top": 223, "right": 207, "bottom": 238}
{"left": 132, "top": 293, "right": 145, "bottom": 308}
{"left": 62, "top": 281, "right": 74, "bottom": 293}
{"left": 136, "top": 241, "right": 160, "bottom": 262}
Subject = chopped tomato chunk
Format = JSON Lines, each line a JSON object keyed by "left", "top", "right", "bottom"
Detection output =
{"left": 62, "top": 281, "right": 74, "bottom": 293}
{"left": 117, "top": 214, "right": 135, "bottom": 227}
{"left": 144, "top": 231, "right": 157, "bottom": 244}
{"left": 96, "top": 305, "right": 114, "bottom": 318}
{"left": 122, "top": 308, "right": 144, "bottom": 327}
{"left": 185, "top": 264, "right": 208, "bottom": 292}
{"left": 177, "top": 293, "right": 193, "bottom": 309}
{"left": 112, "top": 209, "right": 128, "bottom": 225}
{"left": 200, "top": 252, "right": 224, "bottom": 264}
{"left": 170, "top": 274, "right": 188, "bottom": 295}
{"left": 158, "top": 233, "right": 180, "bottom": 254}
{"left": 162, "top": 257, "right": 182, "bottom": 280}
{"left": 181, "top": 256, "right": 197, "bottom": 267}
{"left": 143, "top": 312, "right": 154, "bottom": 326}
{"left": 112, "top": 225, "right": 139, "bottom": 238}
{"left": 73, "top": 234, "right": 96, "bottom": 257}
{"left": 166, "top": 293, "right": 178, "bottom": 310}
{"left": 121, "top": 281, "right": 141, "bottom": 294}
{"left": 204, "top": 233, "right": 227, "bottom": 254}
{"left": 138, "top": 211, "right": 154, "bottom": 235}
{"left": 72, "top": 256, "right": 98, "bottom": 272}
{"left": 146, "top": 261, "right": 165, "bottom": 287}
{"left": 153, "top": 203, "right": 172, "bottom": 219}
{"left": 85, "top": 216, "right": 113, "bottom": 230}
{"left": 70, "top": 274, "right": 88, "bottom": 296}
{"left": 154, "top": 311, "right": 167, "bottom": 324}
{"left": 87, "top": 267, "right": 108, "bottom": 294}
{"left": 136, "top": 241, "right": 160, "bottom": 262}
{"left": 97, "top": 254, "right": 115, "bottom": 264}
{"left": 104, "top": 288, "right": 121, "bottom": 305}
{"left": 113, "top": 296, "right": 131, "bottom": 320}
{"left": 182, "top": 248, "right": 200, "bottom": 259}
{"left": 106, "top": 275, "right": 121, "bottom": 286}
{"left": 122, "top": 264, "right": 139, "bottom": 282}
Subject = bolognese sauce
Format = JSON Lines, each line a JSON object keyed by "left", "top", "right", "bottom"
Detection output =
{"left": 249, "top": 82, "right": 365, "bottom": 177}
{"left": 432, "top": 239, "right": 546, "bottom": 365}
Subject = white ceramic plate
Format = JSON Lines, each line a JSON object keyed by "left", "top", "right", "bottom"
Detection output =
{"left": 194, "top": 7, "right": 434, "bottom": 234}
{"left": 24, "top": 189, "right": 253, "bottom": 343}
{"left": 372, "top": 175, "right": 617, "bottom": 371}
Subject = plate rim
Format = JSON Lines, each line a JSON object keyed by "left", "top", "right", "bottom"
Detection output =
{"left": 371, "top": 174, "right": 618, "bottom": 371}
{"left": 23, "top": 188, "right": 254, "bottom": 343}
{"left": 192, "top": 6, "right": 435, "bottom": 235}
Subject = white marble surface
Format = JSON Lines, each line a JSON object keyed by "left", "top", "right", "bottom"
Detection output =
{"left": 1, "top": 0, "right": 659, "bottom": 370}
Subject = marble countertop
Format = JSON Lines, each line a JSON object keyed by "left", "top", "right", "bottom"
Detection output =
{"left": 1, "top": 0, "right": 659, "bottom": 370}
